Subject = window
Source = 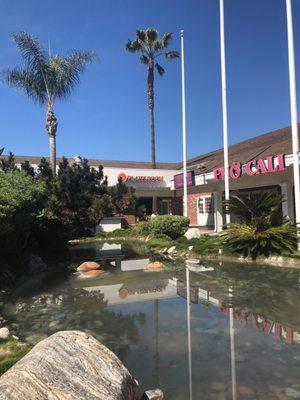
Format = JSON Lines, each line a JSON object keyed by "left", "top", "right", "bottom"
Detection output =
{"left": 198, "top": 197, "right": 213, "bottom": 214}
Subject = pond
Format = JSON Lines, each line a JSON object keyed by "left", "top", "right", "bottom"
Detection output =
{"left": 2, "top": 241, "right": 300, "bottom": 399}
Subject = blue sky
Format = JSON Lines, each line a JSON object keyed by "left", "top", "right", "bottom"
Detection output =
{"left": 0, "top": 0, "right": 300, "bottom": 163}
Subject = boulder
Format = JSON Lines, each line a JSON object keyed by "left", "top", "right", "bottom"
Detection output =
{"left": 77, "top": 261, "right": 101, "bottom": 272}
{"left": 146, "top": 261, "right": 165, "bottom": 271}
{"left": 184, "top": 228, "right": 201, "bottom": 240}
{"left": 142, "top": 389, "right": 164, "bottom": 399}
{"left": 0, "top": 327, "right": 10, "bottom": 340}
{"left": 0, "top": 330, "right": 140, "bottom": 400}
{"left": 79, "top": 270, "right": 105, "bottom": 278}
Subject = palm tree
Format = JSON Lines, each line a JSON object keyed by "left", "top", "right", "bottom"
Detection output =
{"left": 126, "top": 29, "right": 179, "bottom": 168}
{"left": 2, "top": 31, "right": 95, "bottom": 175}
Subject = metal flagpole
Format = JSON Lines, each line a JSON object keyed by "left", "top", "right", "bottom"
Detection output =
{"left": 285, "top": 0, "right": 300, "bottom": 249}
{"left": 181, "top": 30, "right": 188, "bottom": 217}
{"left": 220, "top": 0, "right": 230, "bottom": 224}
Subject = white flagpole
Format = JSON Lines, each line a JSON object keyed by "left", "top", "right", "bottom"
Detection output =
{"left": 220, "top": 0, "right": 230, "bottom": 224}
{"left": 181, "top": 29, "right": 188, "bottom": 218}
{"left": 286, "top": 0, "right": 300, "bottom": 249}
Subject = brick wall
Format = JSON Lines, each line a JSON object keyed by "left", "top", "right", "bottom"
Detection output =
{"left": 187, "top": 192, "right": 212, "bottom": 226}
{"left": 187, "top": 194, "right": 199, "bottom": 226}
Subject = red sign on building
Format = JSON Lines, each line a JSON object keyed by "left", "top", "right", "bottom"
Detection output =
{"left": 213, "top": 154, "right": 285, "bottom": 181}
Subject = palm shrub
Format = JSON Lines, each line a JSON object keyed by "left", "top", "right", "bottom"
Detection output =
{"left": 222, "top": 191, "right": 298, "bottom": 260}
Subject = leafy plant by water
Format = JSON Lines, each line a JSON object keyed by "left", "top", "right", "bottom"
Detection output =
{"left": 222, "top": 191, "right": 298, "bottom": 260}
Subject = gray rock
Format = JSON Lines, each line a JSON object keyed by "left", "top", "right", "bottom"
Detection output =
{"left": 0, "top": 330, "right": 140, "bottom": 400}
{"left": 142, "top": 389, "right": 164, "bottom": 399}
{"left": 285, "top": 387, "right": 300, "bottom": 399}
{"left": 0, "top": 327, "right": 10, "bottom": 340}
{"left": 167, "top": 246, "right": 176, "bottom": 254}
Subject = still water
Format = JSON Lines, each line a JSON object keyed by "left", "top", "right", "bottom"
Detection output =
{"left": 3, "top": 242, "right": 300, "bottom": 399}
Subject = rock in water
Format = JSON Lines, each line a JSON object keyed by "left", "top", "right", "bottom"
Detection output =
{"left": 146, "top": 261, "right": 165, "bottom": 271}
{"left": 0, "top": 330, "right": 140, "bottom": 400}
{"left": 77, "top": 261, "right": 101, "bottom": 271}
{"left": 142, "top": 389, "right": 164, "bottom": 399}
{"left": 0, "top": 327, "right": 10, "bottom": 340}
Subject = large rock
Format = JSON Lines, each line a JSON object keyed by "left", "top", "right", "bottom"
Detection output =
{"left": 184, "top": 228, "right": 201, "bottom": 240}
{"left": 0, "top": 327, "right": 10, "bottom": 340}
{"left": 145, "top": 261, "right": 165, "bottom": 271}
{"left": 77, "top": 261, "right": 101, "bottom": 272}
{"left": 0, "top": 330, "right": 140, "bottom": 400}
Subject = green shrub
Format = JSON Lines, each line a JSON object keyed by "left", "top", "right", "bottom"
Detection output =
{"left": 222, "top": 190, "right": 298, "bottom": 260}
{"left": 222, "top": 223, "right": 297, "bottom": 260}
{"left": 144, "top": 215, "right": 189, "bottom": 240}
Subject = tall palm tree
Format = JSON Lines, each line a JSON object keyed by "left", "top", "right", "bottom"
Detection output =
{"left": 126, "top": 29, "right": 179, "bottom": 168}
{"left": 2, "top": 31, "right": 95, "bottom": 175}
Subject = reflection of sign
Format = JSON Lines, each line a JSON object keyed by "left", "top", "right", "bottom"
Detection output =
{"left": 214, "top": 154, "right": 285, "bottom": 181}
{"left": 118, "top": 172, "right": 163, "bottom": 183}
{"left": 177, "top": 281, "right": 199, "bottom": 304}
{"left": 119, "top": 287, "right": 164, "bottom": 299}
{"left": 174, "top": 171, "right": 195, "bottom": 189}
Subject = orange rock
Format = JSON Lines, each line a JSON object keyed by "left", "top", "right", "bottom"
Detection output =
{"left": 77, "top": 261, "right": 101, "bottom": 272}
{"left": 146, "top": 261, "right": 165, "bottom": 271}
{"left": 80, "top": 270, "right": 105, "bottom": 278}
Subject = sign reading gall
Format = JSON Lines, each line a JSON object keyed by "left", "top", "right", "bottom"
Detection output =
{"left": 214, "top": 154, "right": 285, "bottom": 181}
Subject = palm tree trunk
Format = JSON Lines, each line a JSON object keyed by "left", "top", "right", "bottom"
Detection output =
{"left": 46, "top": 99, "right": 58, "bottom": 175}
{"left": 147, "top": 65, "right": 156, "bottom": 169}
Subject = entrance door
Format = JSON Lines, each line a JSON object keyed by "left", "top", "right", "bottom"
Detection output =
{"left": 197, "top": 195, "right": 214, "bottom": 227}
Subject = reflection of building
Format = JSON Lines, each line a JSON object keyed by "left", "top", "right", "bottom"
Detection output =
{"left": 74, "top": 278, "right": 178, "bottom": 305}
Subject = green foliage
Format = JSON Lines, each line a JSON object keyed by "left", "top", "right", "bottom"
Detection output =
{"left": 0, "top": 170, "right": 45, "bottom": 242}
{"left": 0, "top": 152, "right": 16, "bottom": 173}
{"left": 175, "top": 235, "right": 221, "bottom": 255}
{"left": 138, "top": 215, "right": 190, "bottom": 240}
{"left": 2, "top": 31, "right": 96, "bottom": 106}
{"left": 222, "top": 223, "right": 297, "bottom": 260}
{"left": 125, "top": 28, "right": 180, "bottom": 75}
{"left": 222, "top": 191, "right": 298, "bottom": 260}
{"left": 0, "top": 339, "right": 31, "bottom": 376}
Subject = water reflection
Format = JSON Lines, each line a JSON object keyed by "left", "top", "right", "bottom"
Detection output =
{"left": 2, "top": 242, "right": 300, "bottom": 399}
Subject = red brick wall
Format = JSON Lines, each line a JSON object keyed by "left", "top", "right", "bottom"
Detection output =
{"left": 187, "top": 192, "right": 212, "bottom": 226}
{"left": 187, "top": 194, "right": 199, "bottom": 226}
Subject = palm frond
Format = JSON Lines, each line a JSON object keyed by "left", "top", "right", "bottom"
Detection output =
{"left": 1, "top": 67, "right": 46, "bottom": 104}
{"left": 11, "top": 31, "right": 50, "bottom": 92}
{"left": 165, "top": 51, "right": 180, "bottom": 59}
{"left": 140, "top": 55, "right": 148, "bottom": 65}
{"left": 47, "top": 51, "right": 95, "bottom": 99}
{"left": 136, "top": 30, "right": 146, "bottom": 42}
{"left": 161, "top": 32, "right": 173, "bottom": 48}
{"left": 146, "top": 28, "right": 158, "bottom": 43}
{"left": 155, "top": 63, "right": 165, "bottom": 76}
{"left": 125, "top": 39, "right": 143, "bottom": 53}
